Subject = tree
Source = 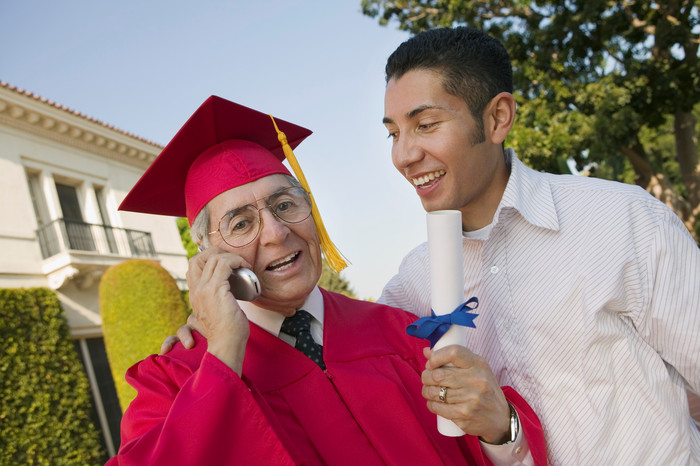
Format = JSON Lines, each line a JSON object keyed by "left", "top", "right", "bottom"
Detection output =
{"left": 100, "top": 260, "right": 190, "bottom": 411}
{"left": 176, "top": 217, "right": 198, "bottom": 259}
{"left": 318, "top": 258, "right": 357, "bottom": 298}
{"left": 361, "top": 0, "right": 700, "bottom": 241}
{"left": 0, "top": 288, "right": 105, "bottom": 464}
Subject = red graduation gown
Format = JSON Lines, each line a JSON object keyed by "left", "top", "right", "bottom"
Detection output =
{"left": 108, "top": 289, "right": 547, "bottom": 465}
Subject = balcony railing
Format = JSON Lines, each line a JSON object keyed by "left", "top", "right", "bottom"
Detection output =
{"left": 36, "top": 218, "right": 156, "bottom": 259}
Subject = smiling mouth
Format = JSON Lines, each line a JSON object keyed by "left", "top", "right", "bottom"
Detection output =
{"left": 412, "top": 169, "right": 446, "bottom": 188}
{"left": 266, "top": 252, "right": 300, "bottom": 271}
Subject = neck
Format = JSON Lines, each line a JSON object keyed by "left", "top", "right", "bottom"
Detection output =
{"left": 460, "top": 148, "right": 510, "bottom": 232}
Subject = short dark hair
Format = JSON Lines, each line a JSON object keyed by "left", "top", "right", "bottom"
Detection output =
{"left": 385, "top": 27, "right": 513, "bottom": 136}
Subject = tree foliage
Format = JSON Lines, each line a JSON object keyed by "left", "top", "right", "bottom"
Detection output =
{"left": 362, "top": 0, "right": 700, "bottom": 241}
{"left": 176, "top": 217, "right": 198, "bottom": 259}
{"left": 100, "top": 260, "right": 190, "bottom": 411}
{"left": 318, "top": 258, "right": 357, "bottom": 298}
{"left": 0, "top": 288, "right": 105, "bottom": 465}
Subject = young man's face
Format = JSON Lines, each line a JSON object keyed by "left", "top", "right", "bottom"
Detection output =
{"left": 383, "top": 69, "right": 509, "bottom": 231}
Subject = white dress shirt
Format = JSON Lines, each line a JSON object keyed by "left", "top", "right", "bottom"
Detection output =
{"left": 379, "top": 149, "right": 700, "bottom": 465}
{"left": 238, "top": 286, "right": 325, "bottom": 346}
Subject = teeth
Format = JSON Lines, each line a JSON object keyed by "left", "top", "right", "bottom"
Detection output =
{"left": 412, "top": 170, "right": 446, "bottom": 186}
{"left": 269, "top": 253, "right": 297, "bottom": 267}
{"left": 267, "top": 252, "right": 299, "bottom": 271}
{"left": 273, "top": 262, "right": 294, "bottom": 272}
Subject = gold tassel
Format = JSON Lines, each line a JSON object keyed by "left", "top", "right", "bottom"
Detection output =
{"left": 269, "top": 116, "right": 348, "bottom": 273}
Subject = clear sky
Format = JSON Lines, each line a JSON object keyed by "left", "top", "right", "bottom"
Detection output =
{"left": 0, "top": 0, "right": 430, "bottom": 300}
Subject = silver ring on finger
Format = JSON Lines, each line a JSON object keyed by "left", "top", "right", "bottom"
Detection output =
{"left": 438, "top": 386, "right": 448, "bottom": 403}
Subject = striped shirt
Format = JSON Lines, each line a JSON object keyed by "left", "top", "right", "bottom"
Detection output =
{"left": 379, "top": 149, "right": 700, "bottom": 465}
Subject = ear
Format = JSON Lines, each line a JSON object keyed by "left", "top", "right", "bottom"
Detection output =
{"left": 484, "top": 92, "right": 516, "bottom": 145}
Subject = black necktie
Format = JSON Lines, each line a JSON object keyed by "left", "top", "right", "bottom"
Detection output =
{"left": 280, "top": 310, "right": 326, "bottom": 370}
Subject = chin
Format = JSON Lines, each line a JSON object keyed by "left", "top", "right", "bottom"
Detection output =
{"left": 271, "top": 278, "right": 317, "bottom": 303}
{"left": 421, "top": 200, "right": 446, "bottom": 213}
{"left": 423, "top": 194, "right": 462, "bottom": 212}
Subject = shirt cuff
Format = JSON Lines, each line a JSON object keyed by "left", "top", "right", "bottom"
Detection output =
{"left": 479, "top": 409, "right": 534, "bottom": 466}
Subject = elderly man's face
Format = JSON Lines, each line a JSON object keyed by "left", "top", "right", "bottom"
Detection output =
{"left": 208, "top": 174, "right": 322, "bottom": 312}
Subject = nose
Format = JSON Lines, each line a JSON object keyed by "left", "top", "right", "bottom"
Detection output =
{"left": 258, "top": 207, "right": 290, "bottom": 246}
{"left": 392, "top": 132, "right": 423, "bottom": 172}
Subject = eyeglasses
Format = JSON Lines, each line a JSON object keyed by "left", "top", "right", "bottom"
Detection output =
{"left": 209, "top": 186, "right": 312, "bottom": 248}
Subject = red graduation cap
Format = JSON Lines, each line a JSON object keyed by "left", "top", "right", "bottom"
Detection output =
{"left": 119, "top": 95, "right": 347, "bottom": 272}
{"left": 119, "top": 95, "right": 311, "bottom": 224}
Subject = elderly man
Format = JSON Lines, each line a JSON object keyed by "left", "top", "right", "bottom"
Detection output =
{"left": 109, "top": 96, "right": 547, "bottom": 465}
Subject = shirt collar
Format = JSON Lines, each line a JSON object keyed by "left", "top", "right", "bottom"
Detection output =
{"left": 463, "top": 223, "right": 493, "bottom": 240}
{"left": 238, "top": 286, "right": 324, "bottom": 337}
{"left": 495, "top": 148, "right": 560, "bottom": 232}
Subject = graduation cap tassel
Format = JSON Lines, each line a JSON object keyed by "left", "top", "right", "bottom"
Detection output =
{"left": 269, "top": 116, "right": 349, "bottom": 274}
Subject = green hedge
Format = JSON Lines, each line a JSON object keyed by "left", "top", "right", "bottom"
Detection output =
{"left": 100, "top": 259, "right": 189, "bottom": 412}
{"left": 0, "top": 288, "right": 105, "bottom": 465}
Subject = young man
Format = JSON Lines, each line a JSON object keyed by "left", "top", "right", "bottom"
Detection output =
{"left": 379, "top": 27, "right": 700, "bottom": 464}
{"left": 112, "top": 96, "right": 547, "bottom": 465}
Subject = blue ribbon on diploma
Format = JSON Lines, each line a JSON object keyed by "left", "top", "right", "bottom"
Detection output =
{"left": 406, "top": 297, "right": 479, "bottom": 348}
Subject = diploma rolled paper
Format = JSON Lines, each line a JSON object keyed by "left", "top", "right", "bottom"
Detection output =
{"left": 427, "top": 210, "right": 467, "bottom": 437}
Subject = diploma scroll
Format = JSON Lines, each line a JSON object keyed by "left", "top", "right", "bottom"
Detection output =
{"left": 427, "top": 210, "right": 467, "bottom": 437}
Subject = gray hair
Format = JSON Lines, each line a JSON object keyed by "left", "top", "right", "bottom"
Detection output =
{"left": 190, "top": 174, "right": 302, "bottom": 250}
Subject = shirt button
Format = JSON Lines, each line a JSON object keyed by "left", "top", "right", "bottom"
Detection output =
{"left": 490, "top": 266, "right": 499, "bottom": 274}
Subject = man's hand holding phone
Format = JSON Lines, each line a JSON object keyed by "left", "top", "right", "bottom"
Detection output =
{"left": 185, "top": 247, "right": 257, "bottom": 375}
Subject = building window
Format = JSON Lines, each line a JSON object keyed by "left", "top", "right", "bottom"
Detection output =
{"left": 56, "top": 182, "right": 96, "bottom": 251}
{"left": 25, "top": 168, "right": 155, "bottom": 260}
{"left": 94, "top": 185, "right": 118, "bottom": 254}
{"left": 26, "top": 171, "right": 58, "bottom": 257}
{"left": 74, "top": 337, "right": 122, "bottom": 457}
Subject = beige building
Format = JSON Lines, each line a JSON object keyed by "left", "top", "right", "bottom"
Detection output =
{"left": 0, "top": 81, "right": 189, "bottom": 455}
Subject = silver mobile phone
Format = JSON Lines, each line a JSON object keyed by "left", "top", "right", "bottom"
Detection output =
{"left": 197, "top": 246, "right": 260, "bottom": 301}
{"left": 228, "top": 267, "right": 261, "bottom": 301}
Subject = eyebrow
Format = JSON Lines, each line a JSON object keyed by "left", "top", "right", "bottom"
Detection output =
{"left": 382, "top": 104, "right": 444, "bottom": 124}
{"left": 224, "top": 205, "right": 249, "bottom": 219}
{"left": 223, "top": 186, "right": 294, "bottom": 218}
